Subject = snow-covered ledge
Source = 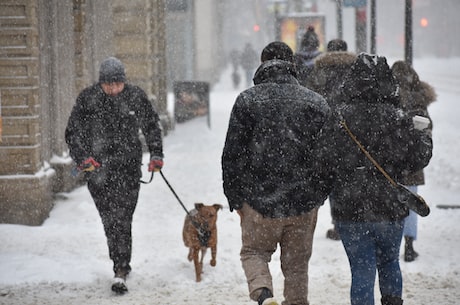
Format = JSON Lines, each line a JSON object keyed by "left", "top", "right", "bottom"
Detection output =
{"left": 0, "top": 165, "right": 55, "bottom": 226}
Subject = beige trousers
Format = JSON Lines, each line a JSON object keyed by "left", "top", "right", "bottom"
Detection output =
{"left": 239, "top": 203, "right": 318, "bottom": 305}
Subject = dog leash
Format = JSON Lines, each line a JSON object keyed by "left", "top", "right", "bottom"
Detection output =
{"left": 140, "top": 171, "right": 154, "bottom": 184}
{"left": 159, "top": 170, "right": 211, "bottom": 247}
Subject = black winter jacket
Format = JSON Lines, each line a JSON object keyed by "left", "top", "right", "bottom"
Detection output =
{"left": 328, "top": 55, "right": 433, "bottom": 222}
{"left": 222, "top": 59, "right": 334, "bottom": 218}
{"left": 65, "top": 83, "right": 163, "bottom": 176}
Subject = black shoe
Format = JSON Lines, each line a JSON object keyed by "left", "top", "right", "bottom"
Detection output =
{"left": 257, "top": 288, "right": 275, "bottom": 305}
{"left": 404, "top": 247, "right": 419, "bottom": 262}
{"left": 404, "top": 236, "right": 419, "bottom": 262}
{"left": 381, "top": 295, "right": 403, "bottom": 305}
{"left": 326, "top": 228, "right": 340, "bottom": 240}
{"left": 111, "top": 277, "right": 128, "bottom": 294}
{"left": 112, "top": 267, "right": 130, "bottom": 294}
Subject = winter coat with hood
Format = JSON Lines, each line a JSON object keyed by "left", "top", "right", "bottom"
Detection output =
{"left": 391, "top": 60, "right": 436, "bottom": 186}
{"left": 308, "top": 51, "right": 357, "bottom": 106}
{"left": 328, "top": 54, "right": 433, "bottom": 222}
{"left": 294, "top": 27, "right": 322, "bottom": 87}
{"left": 222, "top": 59, "right": 334, "bottom": 218}
{"left": 65, "top": 83, "right": 163, "bottom": 178}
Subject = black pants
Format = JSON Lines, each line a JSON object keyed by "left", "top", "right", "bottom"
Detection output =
{"left": 87, "top": 166, "right": 141, "bottom": 274}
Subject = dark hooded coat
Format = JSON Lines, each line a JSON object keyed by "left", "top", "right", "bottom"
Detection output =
{"left": 221, "top": 59, "right": 334, "bottom": 218}
{"left": 328, "top": 54, "right": 433, "bottom": 222}
{"left": 391, "top": 61, "right": 436, "bottom": 185}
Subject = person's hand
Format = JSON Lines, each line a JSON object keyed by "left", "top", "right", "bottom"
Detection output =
{"left": 148, "top": 157, "right": 164, "bottom": 172}
{"left": 79, "top": 157, "right": 101, "bottom": 172}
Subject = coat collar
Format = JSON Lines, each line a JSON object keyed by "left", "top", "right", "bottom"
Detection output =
{"left": 253, "top": 59, "right": 298, "bottom": 85}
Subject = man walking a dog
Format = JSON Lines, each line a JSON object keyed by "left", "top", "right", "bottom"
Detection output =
{"left": 222, "top": 42, "right": 334, "bottom": 305}
{"left": 65, "top": 57, "right": 164, "bottom": 294}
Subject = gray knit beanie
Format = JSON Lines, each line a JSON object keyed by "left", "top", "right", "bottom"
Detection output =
{"left": 99, "top": 57, "right": 126, "bottom": 83}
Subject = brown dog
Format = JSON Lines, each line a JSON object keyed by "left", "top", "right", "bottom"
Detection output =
{"left": 182, "top": 203, "right": 222, "bottom": 282}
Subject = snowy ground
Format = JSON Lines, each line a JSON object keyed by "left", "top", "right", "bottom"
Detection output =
{"left": 0, "top": 57, "right": 459, "bottom": 305}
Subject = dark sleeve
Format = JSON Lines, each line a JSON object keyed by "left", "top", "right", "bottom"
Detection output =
{"left": 221, "top": 95, "right": 252, "bottom": 211}
{"left": 65, "top": 93, "right": 91, "bottom": 165}
{"left": 391, "top": 111, "right": 433, "bottom": 178}
{"left": 138, "top": 91, "right": 163, "bottom": 159}
{"left": 313, "top": 112, "right": 338, "bottom": 197}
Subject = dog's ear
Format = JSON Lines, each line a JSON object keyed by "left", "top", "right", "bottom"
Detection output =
{"left": 195, "top": 203, "right": 204, "bottom": 210}
{"left": 213, "top": 204, "right": 223, "bottom": 211}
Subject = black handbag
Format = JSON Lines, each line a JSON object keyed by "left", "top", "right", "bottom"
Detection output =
{"left": 340, "top": 120, "right": 430, "bottom": 217}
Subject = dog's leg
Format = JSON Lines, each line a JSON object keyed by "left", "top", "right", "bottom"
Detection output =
{"left": 200, "top": 247, "right": 207, "bottom": 268}
{"left": 193, "top": 247, "right": 202, "bottom": 282}
{"left": 187, "top": 248, "right": 193, "bottom": 262}
{"left": 210, "top": 245, "right": 217, "bottom": 267}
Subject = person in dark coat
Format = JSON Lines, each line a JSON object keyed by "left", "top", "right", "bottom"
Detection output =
{"left": 309, "top": 39, "right": 357, "bottom": 240}
{"left": 328, "top": 53, "right": 433, "bottom": 305}
{"left": 295, "top": 25, "right": 322, "bottom": 87}
{"left": 222, "top": 41, "right": 334, "bottom": 305}
{"left": 391, "top": 60, "right": 436, "bottom": 262}
{"left": 240, "top": 43, "right": 259, "bottom": 87}
{"left": 65, "top": 57, "right": 164, "bottom": 294}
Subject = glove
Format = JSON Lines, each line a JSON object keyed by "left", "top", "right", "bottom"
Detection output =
{"left": 79, "top": 157, "right": 101, "bottom": 172}
{"left": 148, "top": 157, "right": 164, "bottom": 172}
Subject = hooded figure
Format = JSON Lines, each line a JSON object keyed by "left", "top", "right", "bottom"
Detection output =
{"left": 391, "top": 60, "right": 437, "bottom": 263}
{"left": 327, "top": 53, "right": 433, "bottom": 305}
{"left": 295, "top": 26, "right": 322, "bottom": 87}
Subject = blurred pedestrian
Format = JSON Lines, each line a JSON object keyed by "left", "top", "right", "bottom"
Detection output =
{"left": 328, "top": 53, "right": 433, "bottom": 305}
{"left": 309, "top": 38, "right": 356, "bottom": 241}
{"left": 65, "top": 57, "right": 164, "bottom": 294}
{"left": 230, "top": 49, "right": 241, "bottom": 89}
{"left": 295, "top": 25, "right": 322, "bottom": 87}
{"left": 240, "top": 43, "right": 259, "bottom": 87}
{"left": 222, "top": 41, "right": 334, "bottom": 305}
{"left": 391, "top": 60, "right": 436, "bottom": 262}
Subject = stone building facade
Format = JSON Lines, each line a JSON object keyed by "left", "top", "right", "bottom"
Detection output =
{"left": 0, "top": 0, "right": 167, "bottom": 225}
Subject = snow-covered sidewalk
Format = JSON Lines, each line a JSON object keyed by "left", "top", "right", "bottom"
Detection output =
{"left": 1, "top": 58, "right": 459, "bottom": 305}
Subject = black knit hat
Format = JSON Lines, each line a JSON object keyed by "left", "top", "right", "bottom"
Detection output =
{"left": 261, "top": 41, "right": 294, "bottom": 63}
{"left": 327, "top": 39, "right": 348, "bottom": 52}
{"left": 99, "top": 57, "right": 126, "bottom": 83}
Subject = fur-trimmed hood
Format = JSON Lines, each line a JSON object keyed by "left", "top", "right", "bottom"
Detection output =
{"left": 309, "top": 51, "right": 357, "bottom": 101}
{"left": 391, "top": 60, "right": 437, "bottom": 109}
{"left": 314, "top": 51, "right": 357, "bottom": 71}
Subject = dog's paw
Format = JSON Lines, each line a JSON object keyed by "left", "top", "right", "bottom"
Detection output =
{"left": 210, "top": 259, "right": 216, "bottom": 267}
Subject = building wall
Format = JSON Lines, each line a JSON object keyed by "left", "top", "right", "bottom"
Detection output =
{"left": 165, "top": 0, "right": 224, "bottom": 89}
{"left": 0, "top": 0, "right": 167, "bottom": 225}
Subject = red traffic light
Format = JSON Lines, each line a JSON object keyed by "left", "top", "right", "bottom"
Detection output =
{"left": 420, "top": 17, "right": 428, "bottom": 28}
{"left": 253, "top": 24, "right": 260, "bottom": 32}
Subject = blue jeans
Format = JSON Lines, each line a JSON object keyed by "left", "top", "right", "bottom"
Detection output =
{"left": 336, "top": 221, "right": 404, "bottom": 305}
{"left": 403, "top": 185, "right": 418, "bottom": 239}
